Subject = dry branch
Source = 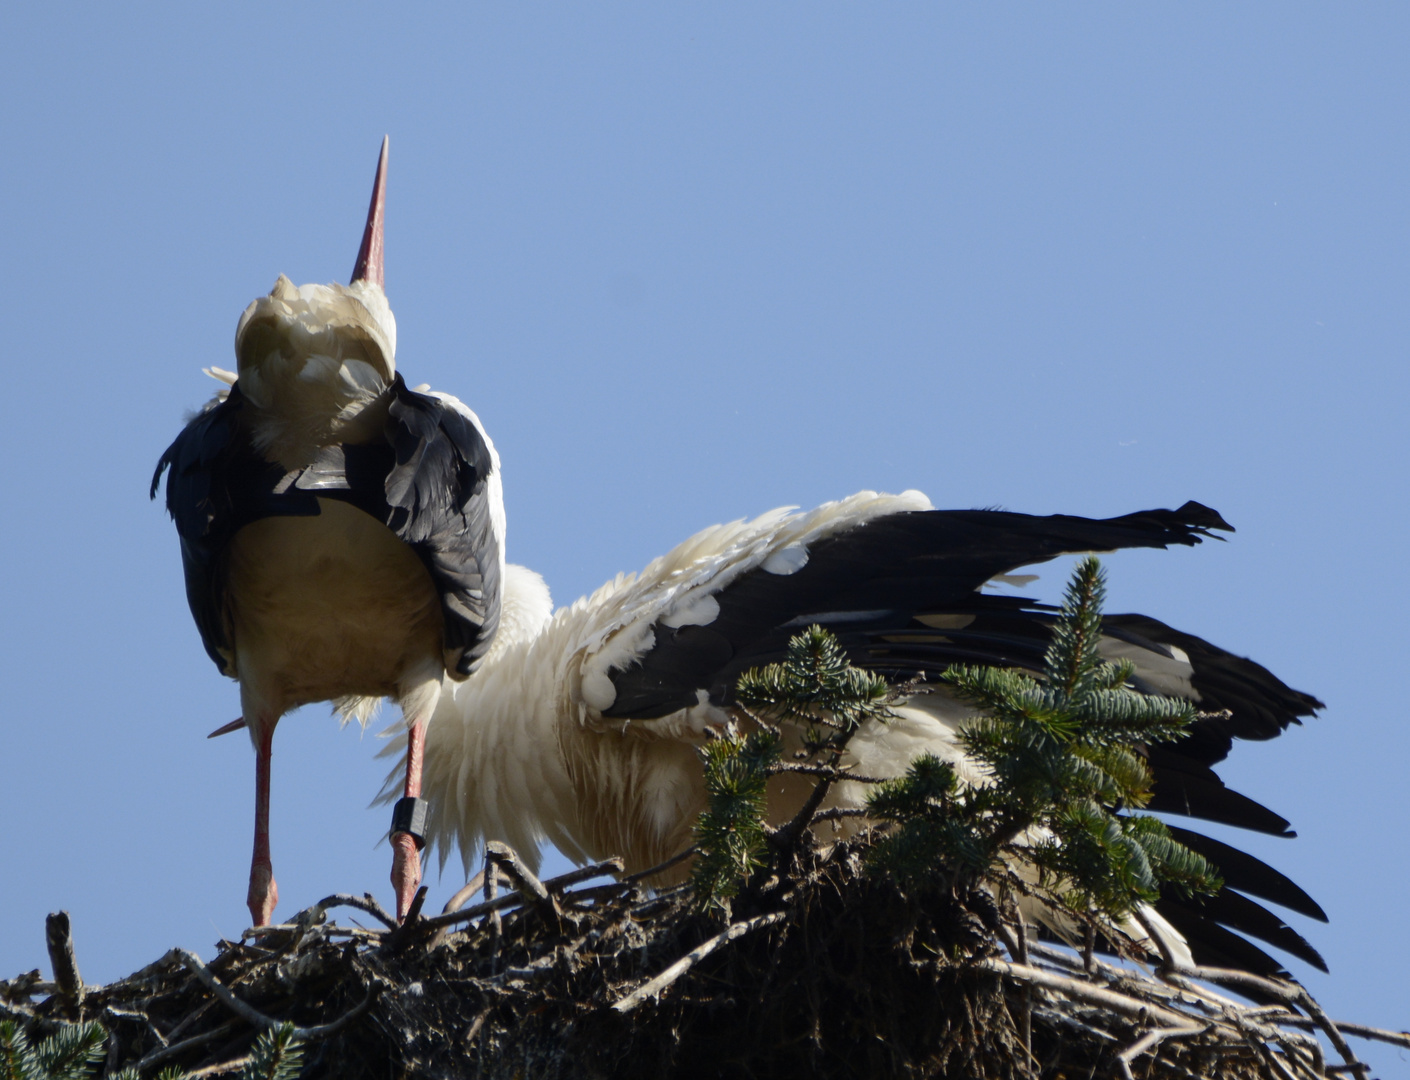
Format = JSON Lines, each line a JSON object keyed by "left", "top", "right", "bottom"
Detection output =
{"left": 4, "top": 835, "right": 1397, "bottom": 1079}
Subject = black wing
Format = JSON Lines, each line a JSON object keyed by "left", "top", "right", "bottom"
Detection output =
{"left": 602, "top": 501, "right": 1325, "bottom": 975}
{"left": 150, "top": 387, "right": 310, "bottom": 676}
{"left": 152, "top": 376, "right": 502, "bottom": 679}
{"left": 379, "top": 377, "right": 502, "bottom": 676}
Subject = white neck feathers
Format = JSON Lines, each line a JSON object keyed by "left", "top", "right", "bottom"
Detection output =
{"left": 234, "top": 276, "right": 398, "bottom": 469}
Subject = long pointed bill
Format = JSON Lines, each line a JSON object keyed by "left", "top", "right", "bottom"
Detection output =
{"left": 350, "top": 135, "right": 389, "bottom": 287}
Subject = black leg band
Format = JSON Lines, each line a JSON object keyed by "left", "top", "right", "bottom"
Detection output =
{"left": 391, "top": 797, "right": 429, "bottom": 850}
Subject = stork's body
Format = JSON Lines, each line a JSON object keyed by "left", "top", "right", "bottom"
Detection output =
{"left": 410, "top": 492, "right": 1326, "bottom": 976}
{"left": 154, "top": 140, "right": 504, "bottom": 924}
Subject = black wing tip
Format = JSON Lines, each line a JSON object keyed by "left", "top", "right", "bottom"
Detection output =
{"left": 150, "top": 449, "right": 173, "bottom": 500}
{"left": 1162, "top": 889, "right": 1330, "bottom": 974}
{"left": 1129, "top": 500, "right": 1233, "bottom": 547}
{"left": 1173, "top": 500, "right": 1235, "bottom": 535}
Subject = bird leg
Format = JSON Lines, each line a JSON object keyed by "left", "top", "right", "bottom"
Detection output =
{"left": 247, "top": 723, "right": 279, "bottom": 927}
{"left": 390, "top": 720, "right": 426, "bottom": 921}
{"left": 389, "top": 670, "right": 440, "bottom": 923}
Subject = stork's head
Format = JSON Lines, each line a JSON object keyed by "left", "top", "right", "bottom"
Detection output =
{"left": 232, "top": 139, "right": 399, "bottom": 466}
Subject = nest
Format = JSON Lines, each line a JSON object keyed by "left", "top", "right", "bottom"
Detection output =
{"left": 3, "top": 837, "right": 1403, "bottom": 1080}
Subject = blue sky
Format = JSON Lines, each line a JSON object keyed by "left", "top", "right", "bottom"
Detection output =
{"left": 2, "top": 5, "right": 1406, "bottom": 1072}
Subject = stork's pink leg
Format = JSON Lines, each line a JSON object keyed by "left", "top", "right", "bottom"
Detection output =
{"left": 390, "top": 719, "right": 426, "bottom": 921}
{"left": 247, "top": 725, "right": 279, "bottom": 927}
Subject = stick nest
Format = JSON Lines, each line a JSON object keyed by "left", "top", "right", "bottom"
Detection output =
{"left": 2, "top": 836, "right": 1401, "bottom": 1079}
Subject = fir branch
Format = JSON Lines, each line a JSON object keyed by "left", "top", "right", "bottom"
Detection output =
{"left": 869, "top": 556, "right": 1223, "bottom": 928}
{"left": 0, "top": 1021, "right": 40, "bottom": 1080}
{"left": 238, "top": 1024, "right": 303, "bottom": 1080}
{"left": 30, "top": 1023, "right": 104, "bottom": 1080}
{"left": 0, "top": 1021, "right": 109, "bottom": 1080}
{"left": 693, "top": 625, "right": 896, "bottom": 910}
{"left": 1044, "top": 556, "right": 1108, "bottom": 700}
{"left": 690, "top": 728, "right": 779, "bottom": 913}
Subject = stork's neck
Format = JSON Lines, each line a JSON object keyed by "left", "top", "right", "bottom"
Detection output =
{"left": 241, "top": 373, "right": 390, "bottom": 472}
{"left": 234, "top": 276, "right": 398, "bottom": 470}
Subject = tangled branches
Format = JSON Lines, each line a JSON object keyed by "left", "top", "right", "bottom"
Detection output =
{"left": 2, "top": 840, "right": 1405, "bottom": 1079}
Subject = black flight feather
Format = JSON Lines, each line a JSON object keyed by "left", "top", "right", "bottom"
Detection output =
{"left": 599, "top": 501, "right": 1323, "bottom": 975}
{"left": 151, "top": 376, "right": 501, "bottom": 680}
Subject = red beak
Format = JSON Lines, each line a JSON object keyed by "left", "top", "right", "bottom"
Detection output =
{"left": 351, "top": 136, "right": 389, "bottom": 287}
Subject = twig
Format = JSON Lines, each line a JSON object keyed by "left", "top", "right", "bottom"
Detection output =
{"left": 1293, "top": 988, "right": 1370, "bottom": 1080}
{"left": 0, "top": 999, "right": 37, "bottom": 1024}
{"left": 1006, "top": 893, "right": 1033, "bottom": 1078}
{"left": 186, "top": 1055, "right": 252, "bottom": 1077}
{"left": 1173, "top": 965, "right": 1301, "bottom": 1004}
{"left": 105, "top": 1005, "right": 167, "bottom": 1049}
{"left": 464, "top": 1006, "right": 492, "bottom": 1046}
{"left": 543, "top": 857, "right": 626, "bottom": 891}
{"left": 978, "top": 957, "right": 1192, "bottom": 1027}
{"left": 767, "top": 762, "right": 890, "bottom": 785}
{"left": 612, "top": 911, "right": 788, "bottom": 1013}
{"left": 44, "top": 911, "right": 83, "bottom": 1013}
{"left": 430, "top": 869, "right": 488, "bottom": 949}
{"left": 1233, "top": 1013, "right": 1304, "bottom": 1080}
{"left": 95, "top": 950, "right": 185, "bottom": 995}
{"left": 132, "top": 1018, "right": 243, "bottom": 1073}
{"left": 384, "top": 886, "right": 430, "bottom": 949}
{"left": 309, "top": 893, "right": 397, "bottom": 931}
{"left": 771, "top": 772, "right": 837, "bottom": 850}
{"left": 0, "top": 969, "right": 43, "bottom": 1000}
{"left": 1115, "top": 1022, "right": 1209, "bottom": 1080}
{"left": 485, "top": 855, "right": 502, "bottom": 967}
{"left": 986, "top": 947, "right": 1337, "bottom": 1079}
{"left": 560, "top": 882, "right": 637, "bottom": 907}
{"left": 410, "top": 887, "right": 537, "bottom": 933}
{"left": 160, "top": 996, "right": 216, "bottom": 1044}
{"left": 624, "top": 847, "right": 698, "bottom": 884}
{"left": 442, "top": 870, "right": 488, "bottom": 916}
{"left": 173, "top": 949, "right": 375, "bottom": 1040}
{"left": 1277, "top": 1015, "right": 1410, "bottom": 1050}
{"left": 808, "top": 807, "right": 869, "bottom": 824}
{"left": 1161, "top": 964, "right": 1369, "bottom": 1079}
{"left": 486, "top": 842, "right": 560, "bottom": 924}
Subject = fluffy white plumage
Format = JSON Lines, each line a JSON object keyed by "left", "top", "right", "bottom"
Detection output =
{"left": 390, "top": 490, "right": 1198, "bottom": 964}
{"left": 407, "top": 492, "right": 924, "bottom": 869}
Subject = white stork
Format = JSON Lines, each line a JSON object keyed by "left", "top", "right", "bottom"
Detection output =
{"left": 153, "top": 138, "right": 505, "bottom": 925}
{"left": 155, "top": 142, "right": 1325, "bottom": 972}
{"left": 404, "top": 492, "right": 1327, "bottom": 975}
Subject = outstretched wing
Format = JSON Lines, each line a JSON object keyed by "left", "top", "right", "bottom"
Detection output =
{"left": 152, "top": 376, "right": 505, "bottom": 679}
{"left": 592, "top": 498, "right": 1324, "bottom": 975}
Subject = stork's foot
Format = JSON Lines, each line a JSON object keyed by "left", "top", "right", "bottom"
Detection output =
{"left": 247, "top": 860, "right": 278, "bottom": 928}
{"left": 390, "top": 831, "right": 422, "bottom": 922}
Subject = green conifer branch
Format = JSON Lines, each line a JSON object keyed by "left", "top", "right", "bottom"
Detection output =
{"left": 0, "top": 1021, "right": 39, "bottom": 1080}
{"left": 691, "top": 728, "right": 780, "bottom": 914}
{"left": 0, "top": 1021, "right": 106, "bottom": 1080}
{"left": 31, "top": 1023, "right": 103, "bottom": 1080}
{"left": 870, "top": 555, "right": 1224, "bottom": 926}
{"left": 239, "top": 1023, "right": 304, "bottom": 1080}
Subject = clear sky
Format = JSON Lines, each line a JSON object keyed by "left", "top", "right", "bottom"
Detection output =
{"left": 2, "top": 5, "right": 1407, "bottom": 1073}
